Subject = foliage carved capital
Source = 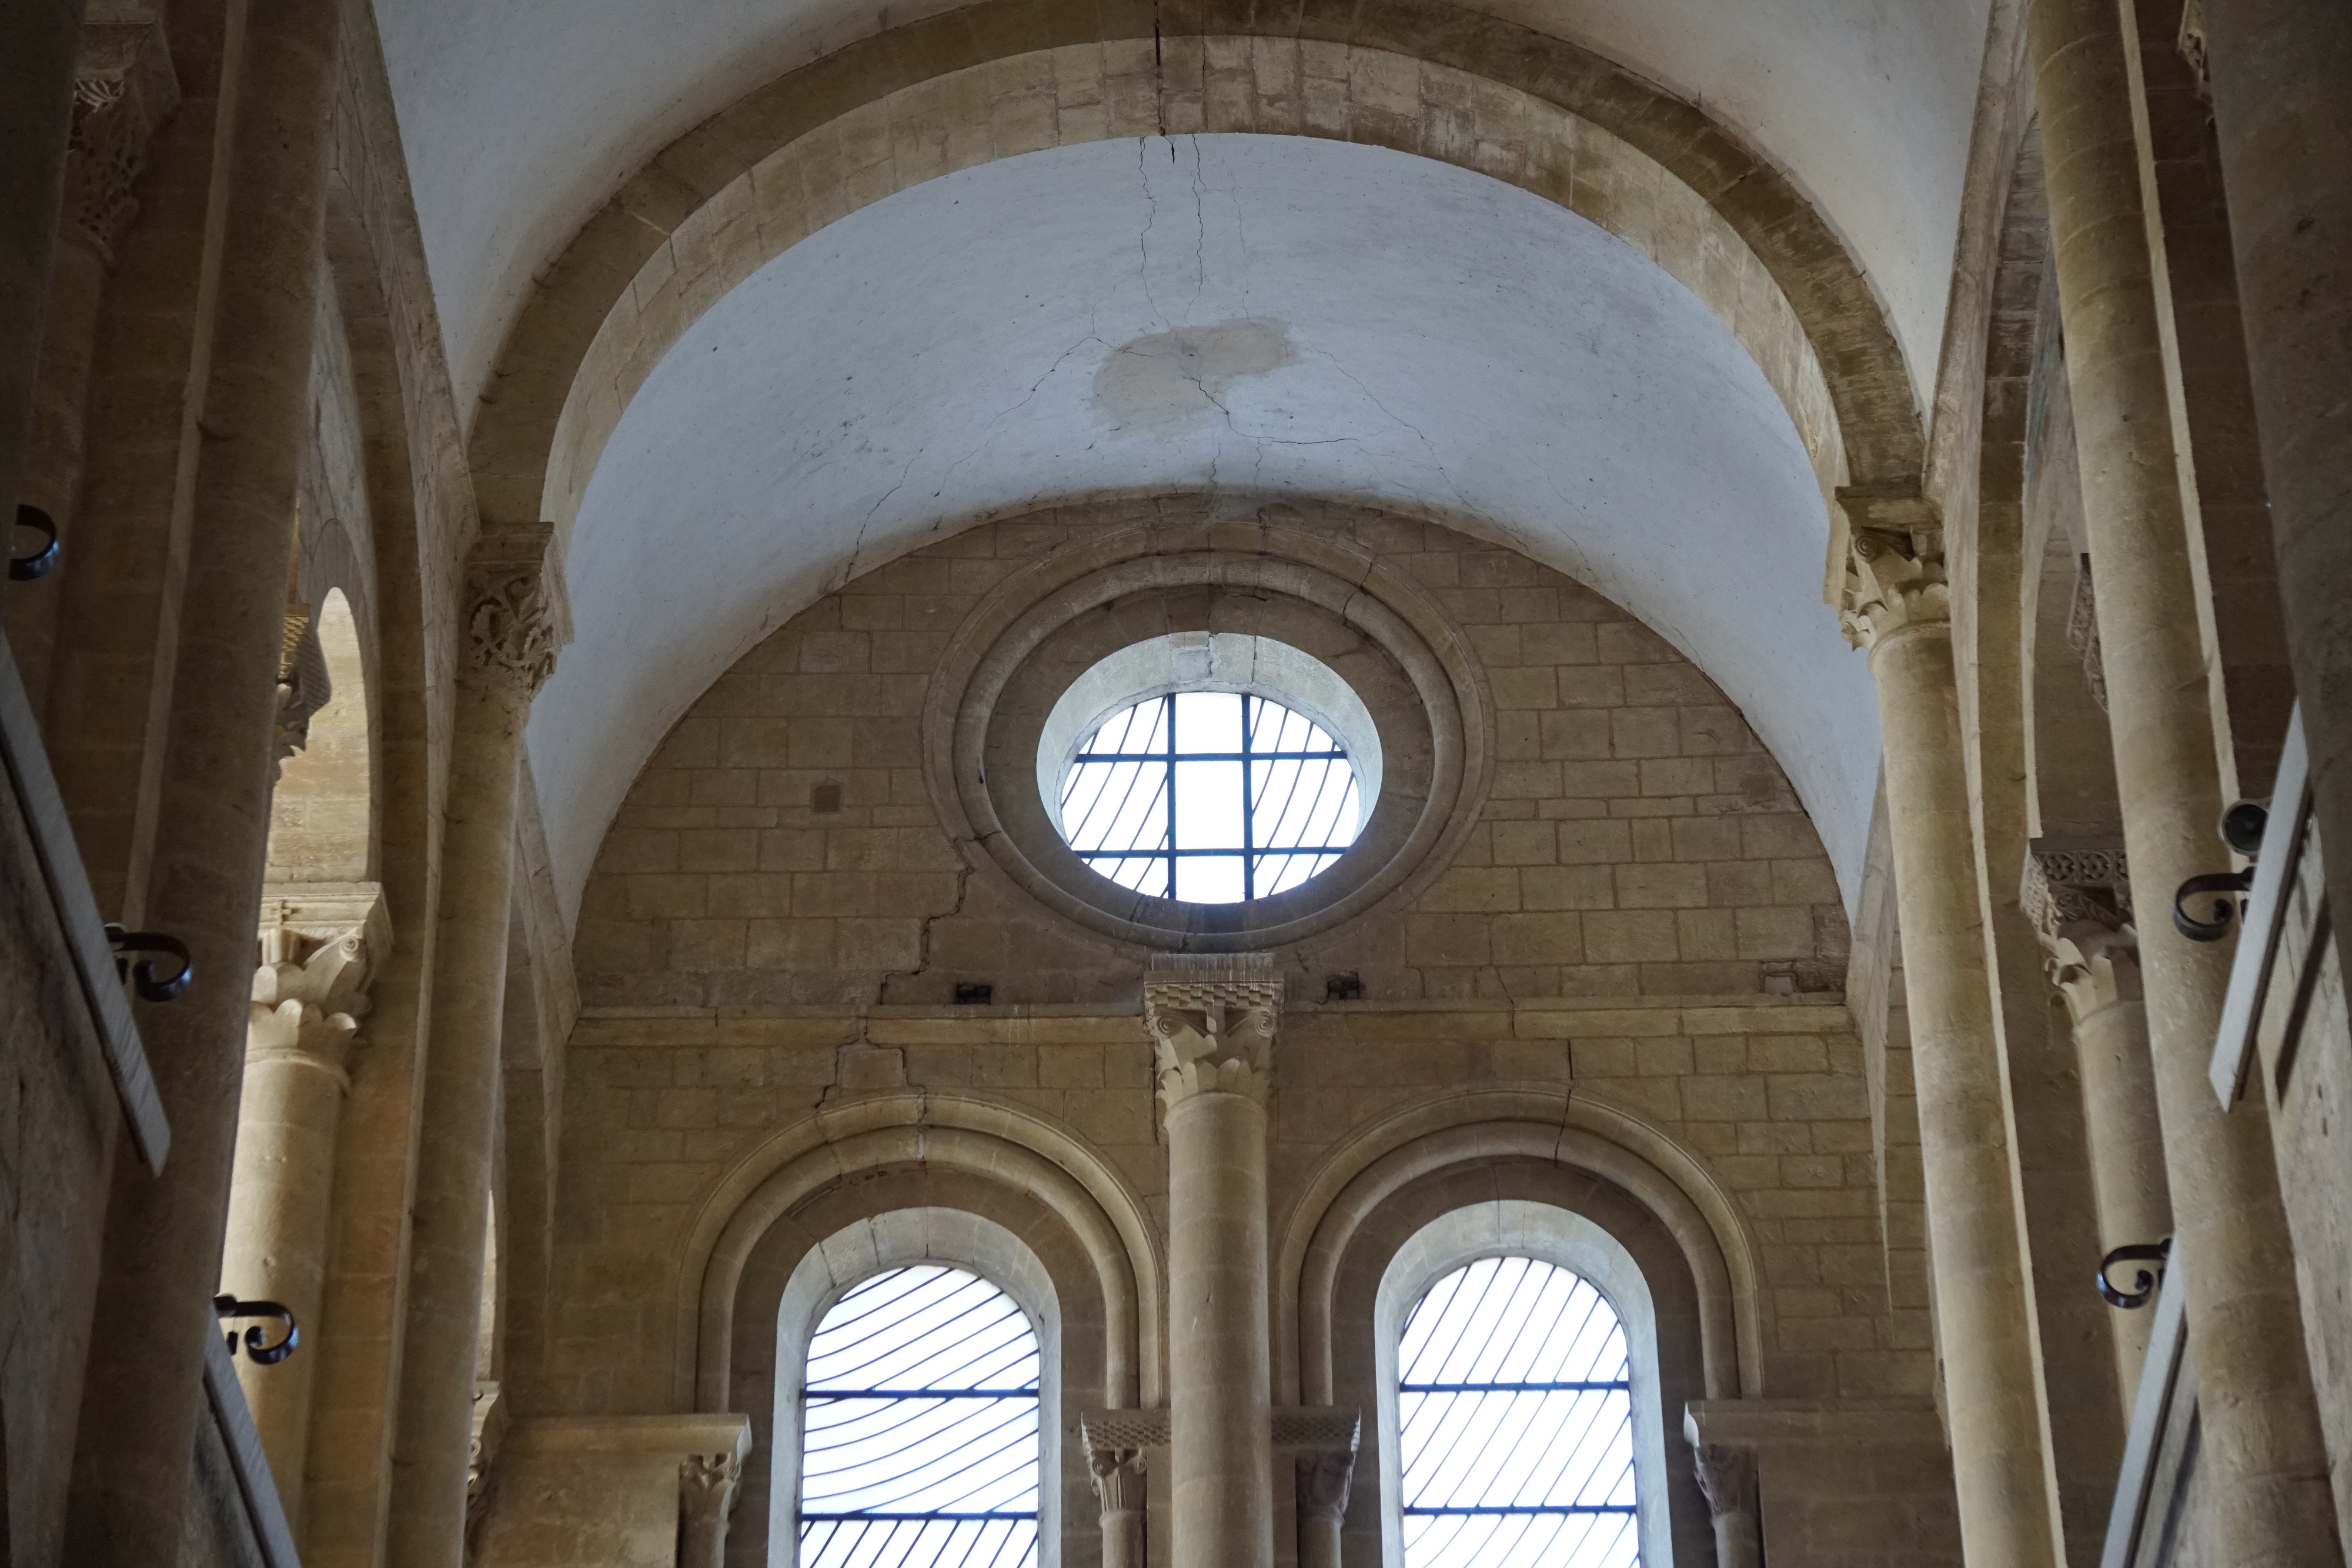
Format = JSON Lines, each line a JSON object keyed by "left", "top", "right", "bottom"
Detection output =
{"left": 1144, "top": 953, "right": 1282, "bottom": 1107}
{"left": 464, "top": 524, "right": 568, "bottom": 694}
{"left": 1835, "top": 486, "right": 1948, "bottom": 650}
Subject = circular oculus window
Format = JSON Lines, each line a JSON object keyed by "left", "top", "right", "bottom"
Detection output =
{"left": 1040, "top": 632, "right": 1380, "bottom": 905}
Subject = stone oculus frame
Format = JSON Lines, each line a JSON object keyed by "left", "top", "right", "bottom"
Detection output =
{"left": 925, "top": 507, "right": 1491, "bottom": 950}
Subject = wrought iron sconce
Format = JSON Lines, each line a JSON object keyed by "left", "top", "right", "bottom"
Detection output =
{"left": 9, "top": 505, "right": 58, "bottom": 581}
{"left": 2097, "top": 1238, "right": 2171, "bottom": 1309}
{"left": 213, "top": 1295, "right": 299, "bottom": 1364}
{"left": 2171, "top": 798, "right": 2269, "bottom": 941}
{"left": 105, "top": 925, "right": 193, "bottom": 1002}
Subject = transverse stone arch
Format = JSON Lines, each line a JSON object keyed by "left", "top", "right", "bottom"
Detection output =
{"left": 680, "top": 1091, "right": 1165, "bottom": 1412}
{"left": 467, "top": 0, "right": 1925, "bottom": 545}
{"left": 1276, "top": 1088, "right": 1764, "bottom": 1409}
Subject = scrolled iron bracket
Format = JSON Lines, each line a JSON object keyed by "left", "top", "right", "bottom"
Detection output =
{"left": 213, "top": 1295, "right": 299, "bottom": 1364}
{"left": 10, "top": 504, "right": 58, "bottom": 581}
{"left": 2097, "top": 1238, "right": 2171, "bottom": 1309}
{"left": 104, "top": 924, "right": 193, "bottom": 1001}
{"left": 2172, "top": 871, "right": 2254, "bottom": 940}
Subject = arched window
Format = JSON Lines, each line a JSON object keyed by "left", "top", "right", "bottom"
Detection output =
{"left": 799, "top": 1265, "right": 1041, "bottom": 1567}
{"left": 1397, "top": 1256, "right": 1641, "bottom": 1567}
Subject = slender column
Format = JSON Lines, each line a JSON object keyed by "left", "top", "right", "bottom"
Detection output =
{"left": 384, "top": 526, "right": 563, "bottom": 1568}
{"left": 1838, "top": 504, "right": 2060, "bottom": 1568}
{"left": 2028, "top": 3, "right": 2343, "bottom": 1561}
{"left": 9, "top": 22, "right": 177, "bottom": 701}
{"left": 2019, "top": 849, "right": 2169, "bottom": 1396}
{"left": 61, "top": 0, "right": 343, "bottom": 1557}
{"left": 1146, "top": 952, "right": 1279, "bottom": 1568}
{"left": 2202, "top": 0, "right": 2352, "bottom": 1108}
{"left": 1692, "top": 1444, "right": 1763, "bottom": 1568}
{"left": 679, "top": 1450, "right": 743, "bottom": 1568}
{"left": 1087, "top": 1443, "right": 1148, "bottom": 1568}
{"left": 218, "top": 884, "right": 387, "bottom": 1526}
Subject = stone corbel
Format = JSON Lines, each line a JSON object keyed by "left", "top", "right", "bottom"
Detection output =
{"left": 1833, "top": 485, "right": 1949, "bottom": 650}
{"left": 464, "top": 523, "right": 571, "bottom": 696}
{"left": 64, "top": 18, "right": 179, "bottom": 262}
{"left": 1143, "top": 952, "right": 1283, "bottom": 1106}
{"left": 2020, "top": 846, "right": 2137, "bottom": 1022}
{"left": 249, "top": 882, "right": 390, "bottom": 1084}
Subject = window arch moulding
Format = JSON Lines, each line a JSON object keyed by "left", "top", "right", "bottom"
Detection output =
{"left": 1278, "top": 1088, "right": 1765, "bottom": 1409}
{"left": 681, "top": 1092, "right": 1164, "bottom": 1414}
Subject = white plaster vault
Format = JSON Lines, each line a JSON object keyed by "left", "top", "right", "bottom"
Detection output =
{"left": 526, "top": 135, "right": 1882, "bottom": 921}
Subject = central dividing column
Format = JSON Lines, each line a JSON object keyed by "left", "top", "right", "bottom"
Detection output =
{"left": 385, "top": 526, "right": 564, "bottom": 1568}
{"left": 1839, "top": 500, "right": 2060, "bottom": 1568}
{"left": 1145, "top": 952, "right": 1279, "bottom": 1568}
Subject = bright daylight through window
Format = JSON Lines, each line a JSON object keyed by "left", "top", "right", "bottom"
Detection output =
{"left": 1055, "top": 691, "right": 1361, "bottom": 903}
{"left": 1399, "top": 1257, "right": 1641, "bottom": 1568}
{"left": 799, "top": 1266, "right": 1040, "bottom": 1568}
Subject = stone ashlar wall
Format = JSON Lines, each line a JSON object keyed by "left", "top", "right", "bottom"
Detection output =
{"left": 571, "top": 505, "right": 1852, "bottom": 1009}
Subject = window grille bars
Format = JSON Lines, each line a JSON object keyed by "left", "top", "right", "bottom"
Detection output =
{"left": 1058, "top": 691, "right": 1359, "bottom": 903}
{"left": 799, "top": 1266, "right": 1041, "bottom": 1568}
{"left": 1398, "top": 1256, "right": 1642, "bottom": 1568}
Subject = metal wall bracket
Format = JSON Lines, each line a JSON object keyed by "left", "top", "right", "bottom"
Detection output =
{"left": 104, "top": 924, "right": 192, "bottom": 1001}
{"left": 213, "top": 1295, "right": 299, "bottom": 1364}
{"left": 9, "top": 505, "right": 58, "bottom": 581}
{"left": 2097, "top": 1239, "right": 2171, "bottom": 1309}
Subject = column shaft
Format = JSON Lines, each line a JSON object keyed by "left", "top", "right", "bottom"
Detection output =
{"left": 2204, "top": 0, "right": 2352, "bottom": 1142}
{"left": 1869, "top": 617, "right": 2060, "bottom": 1568}
{"left": 384, "top": 529, "right": 560, "bottom": 1568}
{"left": 61, "top": 0, "right": 342, "bottom": 1557}
{"left": 1165, "top": 1087, "right": 1273, "bottom": 1568}
{"left": 383, "top": 670, "right": 527, "bottom": 1568}
{"left": 2029, "top": 2, "right": 2342, "bottom": 1560}
{"left": 2069, "top": 990, "right": 2167, "bottom": 1389}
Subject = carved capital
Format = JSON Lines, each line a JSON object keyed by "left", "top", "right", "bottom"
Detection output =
{"left": 466, "top": 1380, "right": 508, "bottom": 1538}
{"left": 680, "top": 1450, "right": 743, "bottom": 1522}
{"left": 1087, "top": 1446, "right": 1148, "bottom": 1514}
{"left": 465, "top": 524, "right": 568, "bottom": 694}
{"left": 1835, "top": 487, "right": 1948, "bottom": 650}
{"left": 2020, "top": 847, "right": 2138, "bottom": 1022}
{"left": 1296, "top": 1448, "right": 1357, "bottom": 1522}
{"left": 249, "top": 884, "right": 390, "bottom": 1080}
{"left": 272, "top": 602, "right": 332, "bottom": 778}
{"left": 1692, "top": 1443, "right": 1758, "bottom": 1519}
{"left": 64, "top": 22, "right": 178, "bottom": 261}
{"left": 1144, "top": 953, "right": 1282, "bottom": 1107}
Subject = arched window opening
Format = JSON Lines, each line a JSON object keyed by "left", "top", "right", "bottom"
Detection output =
{"left": 1398, "top": 1256, "right": 1641, "bottom": 1568}
{"left": 799, "top": 1265, "right": 1041, "bottom": 1567}
{"left": 266, "top": 585, "right": 372, "bottom": 883}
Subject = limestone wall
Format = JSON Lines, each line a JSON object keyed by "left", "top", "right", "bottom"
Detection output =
{"left": 572, "top": 504, "right": 1851, "bottom": 1011}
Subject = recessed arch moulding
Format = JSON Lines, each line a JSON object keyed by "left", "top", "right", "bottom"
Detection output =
{"left": 530, "top": 132, "right": 1886, "bottom": 922}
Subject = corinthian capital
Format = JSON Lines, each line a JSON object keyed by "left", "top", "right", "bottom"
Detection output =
{"left": 679, "top": 1450, "right": 742, "bottom": 1522}
{"left": 249, "top": 884, "right": 390, "bottom": 1078}
{"left": 1835, "top": 486, "right": 1948, "bottom": 650}
{"left": 65, "top": 21, "right": 179, "bottom": 261}
{"left": 1144, "top": 952, "right": 1282, "bottom": 1106}
{"left": 2020, "top": 847, "right": 2137, "bottom": 1022}
{"left": 465, "top": 524, "right": 569, "bottom": 694}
